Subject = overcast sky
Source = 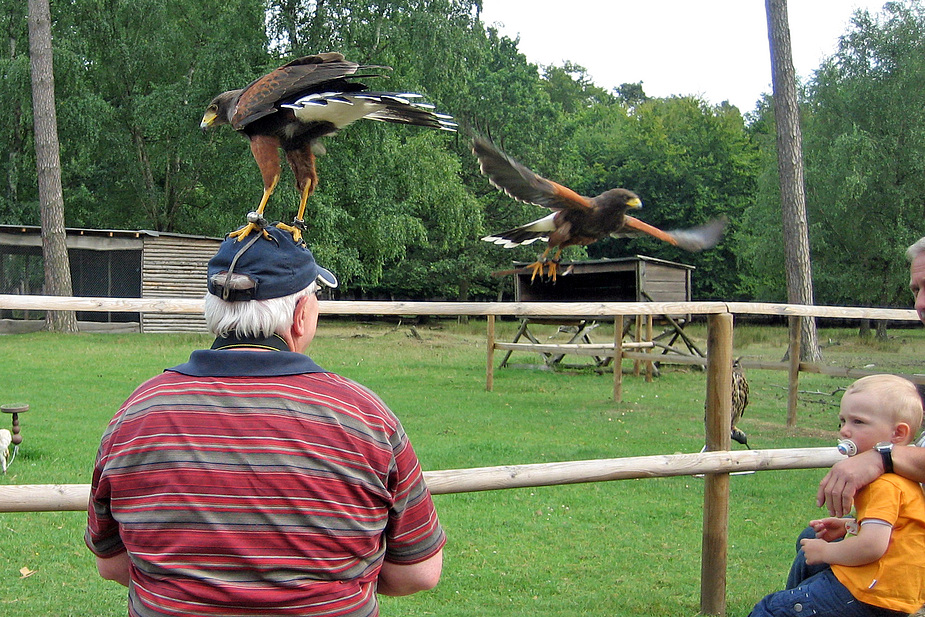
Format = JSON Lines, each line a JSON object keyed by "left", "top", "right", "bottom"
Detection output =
{"left": 479, "top": 1, "right": 890, "bottom": 111}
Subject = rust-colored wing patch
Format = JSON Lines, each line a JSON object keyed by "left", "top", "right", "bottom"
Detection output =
{"left": 621, "top": 215, "right": 679, "bottom": 245}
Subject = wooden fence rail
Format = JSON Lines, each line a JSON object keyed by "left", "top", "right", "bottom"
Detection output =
{"left": 0, "top": 294, "right": 918, "bottom": 320}
{"left": 0, "top": 447, "right": 844, "bottom": 513}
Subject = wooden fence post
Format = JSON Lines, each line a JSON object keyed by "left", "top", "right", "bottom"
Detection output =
{"left": 787, "top": 315, "right": 802, "bottom": 427}
{"left": 613, "top": 315, "right": 624, "bottom": 402}
{"left": 486, "top": 315, "right": 495, "bottom": 392}
{"left": 633, "top": 315, "right": 642, "bottom": 376}
{"left": 702, "top": 312, "right": 733, "bottom": 616}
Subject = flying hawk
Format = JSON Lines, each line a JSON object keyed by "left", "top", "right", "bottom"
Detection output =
{"left": 201, "top": 52, "right": 456, "bottom": 242}
{"left": 474, "top": 137, "right": 726, "bottom": 281}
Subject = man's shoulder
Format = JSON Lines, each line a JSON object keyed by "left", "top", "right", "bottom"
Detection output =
{"left": 305, "top": 373, "right": 396, "bottom": 413}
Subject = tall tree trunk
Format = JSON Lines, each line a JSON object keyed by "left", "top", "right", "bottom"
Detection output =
{"left": 766, "top": 0, "right": 821, "bottom": 361}
{"left": 28, "top": 0, "right": 77, "bottom": 332}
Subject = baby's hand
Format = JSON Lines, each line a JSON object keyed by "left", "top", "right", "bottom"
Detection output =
{"left": 809, "top": 517, "right": 849, "bottom": 542}
{"left": 800, "top": 537, "right": 829, "bottom": 565}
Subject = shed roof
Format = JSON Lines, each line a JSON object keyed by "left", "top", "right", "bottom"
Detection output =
{"left": 513, "top": 255, "right": 695, "bottom": 271}
{"left": 0, "top": 225, "right": 220, "bottom": 251}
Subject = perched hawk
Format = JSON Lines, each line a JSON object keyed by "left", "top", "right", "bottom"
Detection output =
{"left": 701, "top": 358, "right": 750, "bottom": 451}
{"left": 201, "top": 52, "right": 456, "bottom": 242}
{"left": 731, "top": 358, "right": 750, "bottom": 448}
{"left": 474, "top": 138, "right": 726, "bottom": 281}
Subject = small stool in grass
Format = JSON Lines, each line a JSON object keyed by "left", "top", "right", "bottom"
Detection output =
{"left": 1, "top": 403, "right": 28, "bottom": 472}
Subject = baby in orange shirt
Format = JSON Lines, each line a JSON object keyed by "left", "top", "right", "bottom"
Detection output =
{"left": 749, "top": 374, "right": 925, "bottom": 617}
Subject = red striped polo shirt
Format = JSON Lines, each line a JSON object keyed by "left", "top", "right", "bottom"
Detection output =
{"left": 86, "top": 345, "right": 445, "bottom": 617}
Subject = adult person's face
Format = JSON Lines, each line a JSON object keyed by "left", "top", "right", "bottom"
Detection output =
{"left": 912, "top": 252, "right": 925, "bottom": 324}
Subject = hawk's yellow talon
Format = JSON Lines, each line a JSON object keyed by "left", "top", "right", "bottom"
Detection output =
{"left": 228, "top": 223, "right": 270, "bottom": 242}
{"left": 275, "top": 222, "right": 303, "bottom": 244}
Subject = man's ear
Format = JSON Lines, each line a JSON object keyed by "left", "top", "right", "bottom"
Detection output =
{"left": 892, "top": 422, "right": 912, "bottom": 444}
{"left": 290, "top": 295, "right": 311, "bottom": 337}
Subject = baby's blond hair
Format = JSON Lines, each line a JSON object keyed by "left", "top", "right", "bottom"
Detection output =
{"left": 844, "top": 374, "right": 923, "bottom": 442}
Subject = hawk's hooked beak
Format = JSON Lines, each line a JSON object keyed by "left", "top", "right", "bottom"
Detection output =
{"left": 627, "top": 197, "right": 643, "bottom": 209}
{"left": 200, "top": 110, "right": 217, "bottom": 130}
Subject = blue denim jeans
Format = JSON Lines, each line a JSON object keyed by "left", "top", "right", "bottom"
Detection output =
{"left": 749, "top": 527, "right": 904, "bottom": 617}
{"left": 749, "top": 569, "right": 904, "bottom": 617}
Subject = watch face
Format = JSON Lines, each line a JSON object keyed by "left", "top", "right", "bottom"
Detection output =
{"left": 876, "top": 441, "right": 894, "bottom": 452}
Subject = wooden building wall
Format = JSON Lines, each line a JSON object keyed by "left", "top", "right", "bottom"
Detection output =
{"left": 636, "top": 260, "right": 692, "bottom": 303}
{"left": 0, "top": 226, "right": 221, "bottom": 333}
{"left": 140, "top": 235, "right": 220, "bottom": 333}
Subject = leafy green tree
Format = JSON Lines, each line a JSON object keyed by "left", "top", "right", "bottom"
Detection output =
{"left": 0, "top": 2, "right": 37, "bottom": 224}
{"left": 615, "top": 82, "right": 649, "bottom": 107}
{"left": 51, "top": 0, "right": 268, "bottom": 234}
{"left": 738, "top": 95, "right": 790, "bottom": 301}
{"left": 803, "top": 1, "right": 925, "bottom": 312}
{"left": 542, "top": 61, "right": 614, "bottom": 113}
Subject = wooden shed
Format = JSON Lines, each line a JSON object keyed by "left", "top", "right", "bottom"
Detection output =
{"left": 0, "top": 225, "right": 221, "bottom": 333}
{"left": 513, "top": 255, "right": 694, "bottom": 311}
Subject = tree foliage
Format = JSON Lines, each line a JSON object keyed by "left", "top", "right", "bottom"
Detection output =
{"left": 803, "top": 0, "right": 925, "bottom": 308}
{"left": 52, "top": 0, "right": 269, "bottom": 234}
{"left": 734, "top": 1, "right": 925, "bottom": 314}
{"left": 737, "top": 95, "right": 790, "bottom": 302}
{"left": 0, "top": 2, "right": 37, "bottom": 223}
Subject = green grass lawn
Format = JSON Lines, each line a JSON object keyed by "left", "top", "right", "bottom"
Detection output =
{"left": 1, "top": 319, "right": 922, "bottom": 616}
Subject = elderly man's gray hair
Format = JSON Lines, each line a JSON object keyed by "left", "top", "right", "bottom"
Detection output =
{"left": 907, "top": 237, "right": 925, "bottom": 263}
{"left": 204, "top": 281, "right": 318, "bottom": 339}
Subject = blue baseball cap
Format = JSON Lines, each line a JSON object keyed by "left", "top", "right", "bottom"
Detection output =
{"left": 207, "top": 227, "right": 338, "bottom": 301}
